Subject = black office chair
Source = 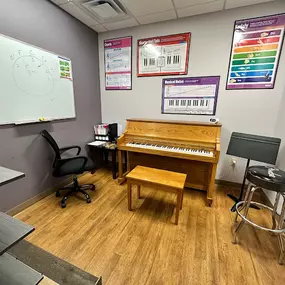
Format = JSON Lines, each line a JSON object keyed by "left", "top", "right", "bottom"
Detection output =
{"left": 41, "top": 130, "right": 96, "bottom": 208}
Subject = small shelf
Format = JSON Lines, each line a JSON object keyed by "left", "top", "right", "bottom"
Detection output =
{"left": 0, "top": 212, "right": 34, "bottom": 255}
{"left": 0, "top": 253, "right": 43, "bottom": 285}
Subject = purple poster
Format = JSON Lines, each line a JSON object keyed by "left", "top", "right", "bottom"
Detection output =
{"left": 227, "top": 14, "right": 285, "bottom": 90}
{"left": 161, "top": 76, "right": 220, "bottom": 115}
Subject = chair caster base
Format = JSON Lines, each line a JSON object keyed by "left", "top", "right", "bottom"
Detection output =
{"left": 87, "top": 198, "right": 91, "bottom": 203}
{"left": 56, "top": 191, "right": 60, "bottom": 197}
{"left": 61, "top": 202, "right": 66, "bottom": 208}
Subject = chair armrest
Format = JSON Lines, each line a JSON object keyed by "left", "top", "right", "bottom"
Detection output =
{"left": 59, "top": 146, "right": 81, "bottom": 155}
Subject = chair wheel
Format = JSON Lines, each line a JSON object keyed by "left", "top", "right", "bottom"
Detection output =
{"left": 87, "top": 198, "right": 91, "bottom": 204}
{"left": 61, "top": 202, "right": 66, "bottom": 208}
{"left": 91, "top": 185, "right": 95, "bottom": 191}
{"left": 56, "top": 191, "right": 60, "bottom": 197}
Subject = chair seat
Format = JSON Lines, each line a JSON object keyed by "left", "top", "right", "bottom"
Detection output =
{"left": 247, "top": 166, "right": 285, "bottom": 192}
{"left": 54, "top": 158, "right": 95, "bottom": 177}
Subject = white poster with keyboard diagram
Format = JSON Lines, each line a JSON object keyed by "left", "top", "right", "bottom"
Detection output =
{"left": 137, "top": 33, "right": 191, "bottom": 77}
{"left": 161, "top": 76, "right": 220, "bottom": 115}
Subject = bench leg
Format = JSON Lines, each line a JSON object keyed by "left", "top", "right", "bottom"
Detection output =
{"left": 137, "top": 185, "right": 141, "bottom": 199}
{"left": 175, "top": 192, "right": 182, "bottom": 225}
{"left": 127, "top": 182, "right": 132, "bottom": 211}
{"left": 180, "top": 190, "right": 184, "bottom": 210}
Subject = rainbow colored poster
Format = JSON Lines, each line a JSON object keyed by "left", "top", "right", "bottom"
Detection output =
{"left": 227, "top": 14, "right": 285, "bottom": 90}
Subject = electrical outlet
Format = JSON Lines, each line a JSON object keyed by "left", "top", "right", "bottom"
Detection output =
{"left": 231, "top": 158, "right": 237, "bottom": 167}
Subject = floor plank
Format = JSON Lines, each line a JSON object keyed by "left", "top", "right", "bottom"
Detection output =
{"left": 15, "top": 169, "right": 285, "bottom": 285}
{"left": 39, "top": 277, "right": 59, "bottom": 285}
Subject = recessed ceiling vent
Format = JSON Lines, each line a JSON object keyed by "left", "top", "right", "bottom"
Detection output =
{"left": 82, "top": 0, "right": 127, "bottom": 21}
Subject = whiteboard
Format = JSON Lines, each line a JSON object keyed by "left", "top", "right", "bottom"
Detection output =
{"left": 0, "top": 34, "right": 76, "bottom": 125}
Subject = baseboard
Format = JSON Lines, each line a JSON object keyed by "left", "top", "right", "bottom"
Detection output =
{"left": 215, "top": 179, "right": 243, "bottom": 189}
{"left": 7, "top": 176, "right": 74, "bottom": 216}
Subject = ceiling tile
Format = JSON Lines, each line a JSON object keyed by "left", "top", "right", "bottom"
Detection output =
{"left": 103, "top": 18, "right": 139, "bottom": 31}
{"left": 136, "top": 10, "right": 177, "bottom": 25}
{"left": 174, "top": 0, "right": 216, "bottom": 9}
{"left": 177, "top": 0, "right": 225, "bottom": 18}
{"left": 60, "top": 2, "right": 99, "bottom": 26}
{"left": 90, "top": 24, "right": 108, "bottom": 33}
{"left": 49, "top": 0, "right": 69, "bottom": 5}
{"left": 121, "top": 0, "right": 174, "bottom": 16}
{"left": 225, "top": 0, "right": 274, "bottom": 10}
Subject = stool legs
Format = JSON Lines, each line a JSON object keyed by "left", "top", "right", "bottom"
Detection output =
{"left": 272, "top": 193, "right": 281, "bottom": 231}
{"left": 234, "top": 183, "right": 252, "bottom": 223}
{"left": 232, "top": 187, "right": 256, "bottom": 244}
{"left": 278, "top": 196, "right": 285, "bottom": 264}
{"left": 232, "top": 185, "right": 285, "bottom": 265}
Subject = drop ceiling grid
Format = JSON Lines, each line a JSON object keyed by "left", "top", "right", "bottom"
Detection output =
{"left": 50, "top": 0, "right": 276, "bottom": 32}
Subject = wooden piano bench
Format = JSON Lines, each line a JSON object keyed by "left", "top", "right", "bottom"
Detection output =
{"left": 126, "top": 166, "right": 187, "bottom": 225}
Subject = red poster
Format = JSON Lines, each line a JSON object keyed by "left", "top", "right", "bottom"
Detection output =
{"left": 137, "top": 33, "right": 191, "bottom": 77}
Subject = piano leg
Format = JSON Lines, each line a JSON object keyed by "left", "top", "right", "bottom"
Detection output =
{"left": 118, "top": 150, "right": 125, "bottom": 184}
{"left": 118, "top": 150, "right": 129, "bottom": 185}
{"left": 207, "top": 163, "right": 217, "bottom": 207}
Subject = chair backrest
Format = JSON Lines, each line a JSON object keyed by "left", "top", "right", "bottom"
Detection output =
{"left": 40, "top": 130, "right": 61, "bottom": 160}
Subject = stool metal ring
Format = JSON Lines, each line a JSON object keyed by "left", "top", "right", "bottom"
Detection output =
{"left": 235, "top": 200, "right": 285, "bottom": 234}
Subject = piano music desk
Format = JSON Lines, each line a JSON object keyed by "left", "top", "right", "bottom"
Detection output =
{"left": 126, "top": 166, "right": 187, "bottom": 225}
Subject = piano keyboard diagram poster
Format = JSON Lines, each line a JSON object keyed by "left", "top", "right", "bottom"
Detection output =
{"left": 227, "top": 14, "right": 285, "bottom": 89}
{"left": 137, "top": 33, "right": 191, "bottom": 77}
{"left": 104, "top": 36, "right": 132, "bottom": 90}
{"left": 162, "top": 76, "right": 220, "bottom": 115}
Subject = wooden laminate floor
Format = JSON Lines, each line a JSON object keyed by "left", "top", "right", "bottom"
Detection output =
{"left": 40, "top": 276, "right": 59, "bottom": 285}
{"left": 15, "top": 169, "right": 285, "bottom": 285}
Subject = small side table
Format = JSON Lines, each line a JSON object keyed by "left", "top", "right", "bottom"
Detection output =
{"left": 88, "top": 142, "right": 117, "bottom": 179}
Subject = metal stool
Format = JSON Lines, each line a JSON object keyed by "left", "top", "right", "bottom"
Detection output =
{"left": 232, "top": 165, "right": 285, "bottom": 265}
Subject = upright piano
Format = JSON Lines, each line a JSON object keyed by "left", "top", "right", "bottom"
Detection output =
{"left": 117, "top": 119, "right": 222, "bottom": 206}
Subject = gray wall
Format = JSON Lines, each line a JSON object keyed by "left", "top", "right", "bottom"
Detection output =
{"left": 0, "top": 0, "right": 101, "bottom": 212}
{"left": 98, "top": 1, "right": 285, "bottom": 184}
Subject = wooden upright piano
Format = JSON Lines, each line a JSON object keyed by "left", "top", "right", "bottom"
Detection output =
{"left": 117, "top": 119, "right": 221, "bottom": 206}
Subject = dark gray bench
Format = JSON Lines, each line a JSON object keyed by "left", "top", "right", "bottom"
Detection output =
{"left": 9, "top": 240, "right": 102, "bottom": 285}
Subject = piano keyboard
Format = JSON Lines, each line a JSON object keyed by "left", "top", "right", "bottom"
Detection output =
{"left": 126, "top": 142, "right": 214, "bottom": 157}
{"left": 168, "top": 99, "right": 210, "bottom": 109}
{"left": 143, "top": 55, "right": 182, "bottom": 67}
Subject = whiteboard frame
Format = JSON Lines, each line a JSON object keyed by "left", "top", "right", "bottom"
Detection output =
{"left": 0, "top": 33, "right": 76, "bottom": 126}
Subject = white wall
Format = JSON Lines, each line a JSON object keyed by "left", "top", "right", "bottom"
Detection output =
{"left": 98, "top": 2, "right": 285, "bottom": 184}
{"left": 266, "top": 86, "right": 285, "bottom": 211}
